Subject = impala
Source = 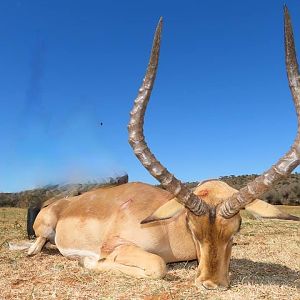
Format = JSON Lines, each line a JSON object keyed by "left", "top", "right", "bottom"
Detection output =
{"left": 26, "top": 7, "right": 299, "bottom": 290}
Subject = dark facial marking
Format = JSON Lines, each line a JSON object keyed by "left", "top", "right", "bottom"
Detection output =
{"left": 208, "top": 207, "right": 216, "bottom": 224}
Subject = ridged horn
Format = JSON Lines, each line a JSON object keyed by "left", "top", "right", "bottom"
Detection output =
{"left": 219, "top": 6, "right": 300, "bottom": 218}
{"left": 128, "top": 18, "right": 209, "bottom": 215}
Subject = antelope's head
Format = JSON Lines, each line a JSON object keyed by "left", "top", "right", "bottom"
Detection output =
{"left": 128, "top": 7, "right": 300, "bottom": 290}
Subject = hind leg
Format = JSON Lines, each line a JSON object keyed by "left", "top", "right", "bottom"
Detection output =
{"left": 80, "top": 244, "right": 167, "bottom": 279}
{"left": 28, "top": 236, "right": 47, "bottom": 255}
{"left": 27, "top": 207, "right": 57, "bottom": 256}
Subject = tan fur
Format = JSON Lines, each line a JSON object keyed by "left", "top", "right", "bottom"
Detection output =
{"left": 28, "top": 180, "right": 297, "bottom": 289}
{"left": 187, "top": 210, "right": 240, "bottom": 289}
{"left": 194, "top": 180, "right": 299, "bottom": 220}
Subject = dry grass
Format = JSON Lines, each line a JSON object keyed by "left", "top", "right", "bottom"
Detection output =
{"left": 0, "top": 207, "right": 299, "bottom": 300}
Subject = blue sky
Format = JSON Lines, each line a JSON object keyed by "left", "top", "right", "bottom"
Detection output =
{"left": 0, "top": 0, "right": 300, "bottom": 192}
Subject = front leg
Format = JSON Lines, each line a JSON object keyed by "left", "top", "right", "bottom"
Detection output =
{"left": 80, "top": 244, "right": 167, "bottom": 279}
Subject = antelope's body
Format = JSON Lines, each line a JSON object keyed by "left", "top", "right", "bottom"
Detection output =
{"left": 34, "top": 182, "right": 195, "bottom": 263}
{"left": 21, "top": 7, "right": 300, "bottom": 290}
{"left": 29, "top": 179, "right": 296, "bottom": 286}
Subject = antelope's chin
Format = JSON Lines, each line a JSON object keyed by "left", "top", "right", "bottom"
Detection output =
{"left": 195, "top": 278, "right": 229, "bottom": 291}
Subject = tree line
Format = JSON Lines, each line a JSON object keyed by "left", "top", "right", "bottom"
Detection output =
{"left": 186, "top": 173, "right": 300, "bottom": 205}
{"left": 0, "top": 174, "right": 128, "bottom": 208}
{"left": 1, "top": 173, "right": 299, "bottom": 208}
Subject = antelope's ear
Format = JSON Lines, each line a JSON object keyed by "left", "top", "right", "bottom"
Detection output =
{"left": 245, "top": 199, "right": 299, "bottom": 221}
{"left": 141, "top": 198, "right": 185, "bottom": 224}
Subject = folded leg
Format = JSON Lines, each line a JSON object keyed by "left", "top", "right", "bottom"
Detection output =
{"left": 80, "top": 244, "right": 167, "bottom": 279}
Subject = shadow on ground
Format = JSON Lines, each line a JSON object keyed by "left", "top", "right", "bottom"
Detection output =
{"left": 230, "top": 258, "right": 300, "bottom": 287}
{"left": 165, "top": 258, "right": 299, "bottom": 288}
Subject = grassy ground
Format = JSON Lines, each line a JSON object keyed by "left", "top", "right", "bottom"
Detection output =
{"left": 0, "top": 207, "right": 299, "bottom": 300}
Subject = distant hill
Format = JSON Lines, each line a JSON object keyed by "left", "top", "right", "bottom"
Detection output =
{"left": 0, "top": 174, "right": 128, "bottom": 208}
{"left": 185, "top": 173, "right": 300, "bottom": 205}
{"left": 1, "top": 173, "right": 300, "bottom": 208}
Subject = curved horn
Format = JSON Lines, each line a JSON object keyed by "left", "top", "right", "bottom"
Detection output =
{"left": 128, "top": 18, "right": 209, "bottom": 215}
{"left": 219, "top": 6, "right": 300, "bottom": 218}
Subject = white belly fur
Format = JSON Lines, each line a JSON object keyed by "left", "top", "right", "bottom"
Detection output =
{"left": 58, "top": 247, "right": 100, "bottom": 260}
